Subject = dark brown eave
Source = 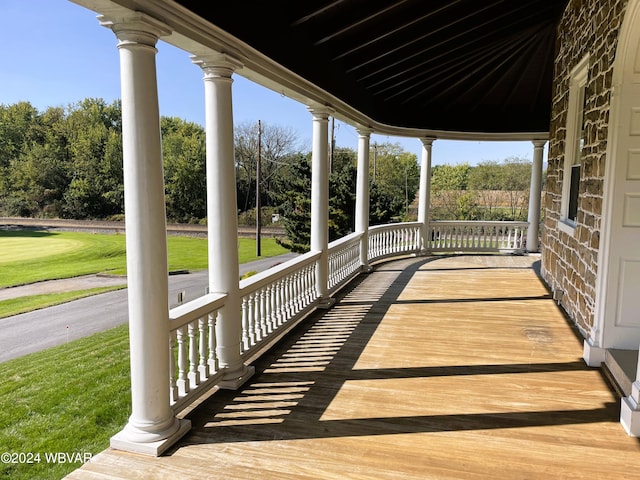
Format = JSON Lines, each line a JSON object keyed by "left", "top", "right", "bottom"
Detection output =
{"left": 174, "top": 0, "right": 568, "bottom": 136}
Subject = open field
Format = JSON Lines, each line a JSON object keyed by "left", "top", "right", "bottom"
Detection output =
{"left": 0, "top": 230, "right": 289, "bottom": 288}
{"left": 0, "top": 230, "right": 289, "bottom": 317}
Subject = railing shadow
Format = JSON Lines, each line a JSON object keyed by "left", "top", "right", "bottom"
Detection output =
{"left": 176, "top": 255, "right": 619, "bottom": 448}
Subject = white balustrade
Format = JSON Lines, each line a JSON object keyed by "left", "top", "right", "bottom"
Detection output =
{"left": 429, "top": 221, "right": 528, "bottom": 253}
{"left": 168, "top": 292, "right": 227, "bottom": 412}
{"left": 328, "top": 232, "right": 364, "bottom": 293}
{"left": 166, "top": 220, "right": 530, "bottom": 416}
{"left": 368, "top": 222, "right": 422, "bottom": 263}
{"left": 239, "top": 251, "right": 321, "bottom": 359}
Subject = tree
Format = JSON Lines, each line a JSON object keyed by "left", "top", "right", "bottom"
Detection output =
{"left": 430, "top": 163, "right": 471, "bottom": 220}
{"left": 369, "top": 142, "right": 420, "bottom": 221}
{"left": 329, "top": 148, "right": 357, "bottom": 240}
{"left": 161, "top": 117, "right": 206, "bottom": 222}
{"left": 502, "top": 157, "right": 531, "bottom": 220}
{"left": 468, "top": 160, "right": 504, "bottom": 217}
{"left": 234, "top": 120, "right": 299, "bottom": 214}
{"left": 63, "top": 98, "right": 123, "bottom": 218}
{"left": 272, "top": 153, "right": 312, "bottom": 252}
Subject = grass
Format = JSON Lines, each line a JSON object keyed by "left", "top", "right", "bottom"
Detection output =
{"left": 0, "top": 324, "right": 131, "bottom": 480}
{"left": 0, "top": 230, "right": 289, "bottom": 288}
{"left": 0, "top": 286, "right": 124, "bottom": 319}
{"left": 0, "top": 230, "right": 288, "bottom": 317}
{"left": 0, "top": 229, "right": 290, "bottom": 478}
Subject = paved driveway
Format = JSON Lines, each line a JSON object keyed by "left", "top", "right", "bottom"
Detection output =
{"left": 0, "top": 253, "right": 298, "bottom": 363}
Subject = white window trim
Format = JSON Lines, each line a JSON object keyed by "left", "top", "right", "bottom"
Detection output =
{"left": 560, "top": 55, "right": 589, "bottom": 235}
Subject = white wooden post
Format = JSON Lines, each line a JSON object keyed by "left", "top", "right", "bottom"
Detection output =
{"left": 527, "top": 140, "right": 546, "bottom": 252}
{"left": 193, "top": 53, "right": 254, "bottom": 389}
{"left": 418, "top": 137, "right": 435, "bottom": 253}
{"left": 309, "top": 106, "right": 334, "bottom": 307}
{"left": 622, "top": 355, "right": 640, "bottom": 436}
{"left": 101, "top": 13, "right": 190, "bottom": 456}
{"left": 355, "top": 128, "right": 372, "bottom": 270}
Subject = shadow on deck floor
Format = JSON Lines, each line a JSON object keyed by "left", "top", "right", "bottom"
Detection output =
{"left": 68, "top": 255, "right": 640, "bottom": 480}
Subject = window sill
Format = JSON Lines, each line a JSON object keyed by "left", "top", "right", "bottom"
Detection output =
{"left": 558, "top": 219, "right": 576, "bottom": 237}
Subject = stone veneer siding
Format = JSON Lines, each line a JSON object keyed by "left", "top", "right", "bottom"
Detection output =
{"left": 542, "top": 0, "right": 628, "bottom": 335}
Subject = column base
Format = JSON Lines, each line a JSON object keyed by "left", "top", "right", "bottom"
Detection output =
{"left": 219, "top": 365, "right": 255, "bottom": 390}
{"left": 621, "top": 386, "right": 640, "bottom": 436}
{"left": 317, "top": 297, "right": 336, "bottom": 309}
{"left": 110, "top": 418, "right": 191, "bottom": 456}
{"left": 360, "top": 265, "right": 373, "bottom": 273}
{"left": 583, "top": 338, "right": 606, "bottom": 367}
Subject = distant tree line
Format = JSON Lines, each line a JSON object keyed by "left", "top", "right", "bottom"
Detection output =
{"left": 430, "top": 160, "right": 536, "bottom": 221}
{"left": 0, "top": 99, "right": 420, "bottom": 251}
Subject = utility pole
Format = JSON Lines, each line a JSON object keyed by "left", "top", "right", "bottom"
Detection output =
{"left": 256, "top": 120, "right": 262, "bottom": 257}
{"left": 372, "top": 142, "right": 378, "bottom": 183}
{"left": 329, "top": 116, "right": 335, "bottom": 174}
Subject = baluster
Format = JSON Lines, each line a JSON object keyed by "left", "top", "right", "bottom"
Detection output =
{"left": 280, "top": 277, "right": 288, "bottom": 325}
{"left": 208, "top": 311, "right": 219, "bottom": 372}
{"left": 188, "top": 322, "right": 198, "bottom": 389}
{"left": 259, "top": 288, "right": 268, "bottom": 339}
{"left": 292, "top": 272, "right": 299, "bottom": 314}
{"left": 298, "top": 269, "right": 305, "bottom": 309}
{"left": 472, "top": 225, "right": 478, "bottom": 250}
{"left": 248, "top": 292, "right": 257, "bottom": 344}
{"left": 303, "top": 265, "right": 311, "bottom": 307}
{"left": 198, "top": 317, "right": 208, "bottom": 381}
{"left": 241, "top": 296, "right": 250, "bottom": 352}
{"left": 284, "top": 275, "right": 292, "bottom": 319}
{"left": 265, "top": 284, "right": 274, "bottom": 334}
{"left": 169, "top": 331, "right": 178, "bottom": 404}
{"left": 176, "top": 326, "right": 188, "bottom": 396}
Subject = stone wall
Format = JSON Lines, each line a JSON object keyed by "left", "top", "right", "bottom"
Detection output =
{"left": 542, "top": 0, "right": 628, "bottom": 334}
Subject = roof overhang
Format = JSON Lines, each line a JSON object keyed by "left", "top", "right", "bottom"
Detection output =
{"left": 71, "top": 0, "right": 568, "bottom": 141}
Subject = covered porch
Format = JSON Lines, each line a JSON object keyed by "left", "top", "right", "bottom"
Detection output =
{"left": 67, "top": 254, "right": 640, "bottom": 479}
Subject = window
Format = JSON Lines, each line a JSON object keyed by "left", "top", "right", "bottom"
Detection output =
{"left": 560, "top": 56, "right": 589, "bottom": 231}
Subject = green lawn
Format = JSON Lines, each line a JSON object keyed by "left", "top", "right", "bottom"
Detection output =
{"left": 0, "top": 230, "right": 289, "bottom": 288}
{"left": 0, "top": 287, "right": 124, "bottom": 319}
{"left": 0, "top": 230, "right": 290, "bottom": 478}
{"left": 0, "top": 229, "right": 289, "bottom": 318}
{"left": 0, "top": 325, "right": 131, "bottom": 480}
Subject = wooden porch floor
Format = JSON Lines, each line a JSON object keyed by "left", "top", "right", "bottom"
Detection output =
{"left": 67, "top": 255, "right": 640, "bottom": 479}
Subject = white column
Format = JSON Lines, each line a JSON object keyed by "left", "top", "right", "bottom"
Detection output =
{"left": 621, "top": 359, "right": 640, "bottom": 436}
{"left": 418, "top": 137, "right": 435, "bottom": 253}
{"left": 527, "top": 140, "right": 546, "bottom": 252}
{"left": 309, "top": 106, "right": 333, "bottom": 307}
{"left": 192, "top": 53, "right": 254, "bottom": 389}
{"left": 100, "top": 13, "right": 190, "bottom": 456}
{"left": 355, "top": 128, "right": 372, "bottom": 270}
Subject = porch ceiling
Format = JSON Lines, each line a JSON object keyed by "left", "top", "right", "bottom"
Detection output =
{"left": 175, "top": 0, "right": 568, "bottom": 135}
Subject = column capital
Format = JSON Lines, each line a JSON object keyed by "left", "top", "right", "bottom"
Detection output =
{"left": 420, "top": 136, "right": 437, "bottom": 147}
{"left": 355, "top": 127, "right": 373, "bottom": 137}
{"left": 532, "top": 139, "right": 547, "bottom": 149}
{"left": 99, "top": 13, "right": 170, "bottom": 47}
{"left": 191, "top": 53, "right": 243, "bottom": 78}
{"left": 307, "top": 104, "right": 334, "bottom": 119}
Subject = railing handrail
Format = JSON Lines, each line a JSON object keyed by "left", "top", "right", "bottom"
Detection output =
{"left": 369, "top": 221, "right": 422, "bottom": 232}
{"left": 431, "top": 220, "right": 528, "bottom": 226}
{"left": 428, "top": 219, "right": 528, "bottom": 253}
{"left": 239, "top": 249, "right": 321, "bottom": 295}
{"left": 169, "top": 292, "right": 227, "bottom": 331}
{"left": 327, "top": 231, "right": 363, "bottom": 252}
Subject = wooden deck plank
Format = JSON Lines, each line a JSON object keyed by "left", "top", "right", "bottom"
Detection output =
{"left": 67, "top": 255, "right": 640, "bottom": 479}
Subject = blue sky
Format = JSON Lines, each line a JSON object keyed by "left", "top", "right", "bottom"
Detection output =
{"left": 0, "top": 0, "right": 547, "bottom": 166}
